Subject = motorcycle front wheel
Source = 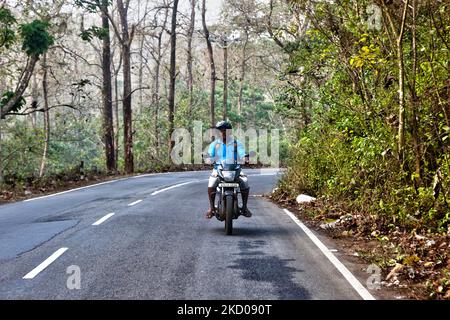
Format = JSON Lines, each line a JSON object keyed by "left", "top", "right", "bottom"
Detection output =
{"left": 225, "top": 194, "right": 233, "bottom": 235}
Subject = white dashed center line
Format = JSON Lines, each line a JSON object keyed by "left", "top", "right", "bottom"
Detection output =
{"left": 23, "top": 248, "right": 68, "bottom": 279}
{"left": 92, "top": 213, "right": 115, "bottom": 226}
{"left": 151, "top": 180, "right": 199, "bottom": 196}
{"left": 128, "top": 199, "right": 143, "bottom": 206}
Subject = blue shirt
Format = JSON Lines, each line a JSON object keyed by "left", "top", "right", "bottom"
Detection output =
{"left": 208, "top": 138, "right": 246, "bottom": 169}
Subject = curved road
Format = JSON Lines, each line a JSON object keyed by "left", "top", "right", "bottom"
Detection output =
{"left": 0, "top": 169, "right": 369, "bottom": 299}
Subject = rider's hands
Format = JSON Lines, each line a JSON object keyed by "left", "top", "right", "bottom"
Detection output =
{"left": 202, "top": 152, "right": 212, "bottom": 165}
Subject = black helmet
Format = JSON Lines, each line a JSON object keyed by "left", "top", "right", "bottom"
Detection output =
{"left": 215, "top": 120, "right": 232, "bottom": 130}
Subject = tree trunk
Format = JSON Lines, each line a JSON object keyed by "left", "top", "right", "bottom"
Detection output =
{"left": 168, "top": 0, "right": 179, "bottom": 154}
{"left": 117, "top": 0, "right": 134, "bottom": 173}
{"left": 154, "top": 53, "right": 161, "bottom": 155}
{"left": 101, "top": 0, "right": 116, "bottom": 173}
{"left": 31, "top": 74, "right": 38, "bottom": 130}
{"left": 410, "top": 0, "right": 422, "bottom": 185}
{"left": 396, "top": 0, "right": 409, "bottom": 164}
{"left": 0, "top": 119, "right": 2, "bottom": 183}
{"left": 122, "top": 43, "right": 133, "bottom": 173}
{"left": 202, "top": 0, "right": 216, "bottom": 128}
{"left": 1, "top": 55, "right": 39, "bottom": 119}
{"left": 154, "top": 55, "right": 161, "bottom": 158}
{"left": 223, "top": 45, "right": 228, "bottom": 121}
{"left": 39, "top": 53, "right": 50, "bottom": 178}
{"left": 238, "top": 30, "right": 249, "bottom": 127}
{"left": 114, "top": 73, "right": 119, "bottom": 170}
{"left": 137, "top": 0, "right": 146, "bottom": 114}
{"left": 397, "top": 43, "right": 406, "bottom": 162}
{"left": 0, "top": 79, "right": 3, "bottom": 182}
{"left": 113, "top": 52, "right": 123, "bottom": 171}
{"left": 138, "top": 34, "right": 145, "bottom": 113}
{"left": 187, "top": 0, "right": 195, "bottom": 115}
{"left": 153, "top": 8, "right": 168, "bottom": 157}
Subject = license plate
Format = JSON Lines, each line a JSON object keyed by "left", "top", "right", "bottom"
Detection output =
{"left": 219, "top": 183, "right": 239, "bottom": 188}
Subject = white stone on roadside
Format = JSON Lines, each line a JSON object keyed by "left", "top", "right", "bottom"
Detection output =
{"left": 415, "top": 234, "right": 426, "bottom": 241}
{"left": 425, "top": 240, "right": 436, "bottom": 248}
{"left": 320, "top": 220, "right": 340, "bottom": 230}
{"left": 296, "top": 194, "right": 316, "bottom": 203}
{"left": 340, "top": 214, "right": 353, "bottom": 222}
{"left": 24, "top": 190, "right": 32, "bottom": 196}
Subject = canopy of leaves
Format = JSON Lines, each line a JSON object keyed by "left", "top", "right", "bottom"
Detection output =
{"left": 0, "top": 7, "right": 17, "bottom": 48}
{"left": 80, "top": 26, "right": 108, "bottom": 41}
{"left": 19, "top": 20, "right": 54, "bottom": 56}
{"left": 0, "top": 91, "right": 26, "bottom": 114}
{"left": 275, "top": 0, "right": 450, "bottom": 234}
{"left": 74, "top": 0, "right": 112, "bottom": 13}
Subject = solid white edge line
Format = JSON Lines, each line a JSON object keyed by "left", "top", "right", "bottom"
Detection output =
{"left": 151, "top": 180, "right": 199, "bottom": 196}
{"left": 23, "top": 248, "right": 68, "bottom": 279}
{"left": 92, "top": 213, "right": 115, "bottom": 226}
{"left": 128, "top": 199, "right": 143, "bottom": 206}
{"left": 283, "top": 208, "right": 375, "bottom": 300}
{"left": 22, "top": 170, "right": 210, "bottom": 202}
{"left": 23, "top": 180, "right": 117, "bottom": 202}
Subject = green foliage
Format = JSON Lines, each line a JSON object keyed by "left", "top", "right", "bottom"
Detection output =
{"left": 276, "top": 0, "right": 450, "bottom": 233}
{"left": 0, "top": 91, "right": 26, "bottom": 113}
{"left": 19, "top": 20, "right": 54, "bottom": 56}
{"left": 215, "top": 82, "right": 277, "bottom": 129}
{"left": 1, "top": 112, "right": 104, "bottom": 181}
{"left": 74, "top": 0, "right": 112, "bottom": 13}
{"left": 0, "top": 7, "right": 16, "bottom": 48}
{"left": 80, "top": 26, "right": 108, "bottom": 42}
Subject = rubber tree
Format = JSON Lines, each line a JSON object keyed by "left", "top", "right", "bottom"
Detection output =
{"left": 202, "top": 0, "right": 216, "bottom": 128}
{"left": 77, "top": 0, "right": 117, "bottom": 173}
{"left": 167, "top": 0, "right": 179, "bottom": 154}
{"left": 186, "top": 0, "right": 196, "bottom": 115}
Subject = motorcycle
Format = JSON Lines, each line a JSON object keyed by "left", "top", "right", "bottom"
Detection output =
{"left": 204, "top": 148, "right": 253, "bottom": 235}
{"left": 214, "top": 158, "right": 247, "bottom": 235}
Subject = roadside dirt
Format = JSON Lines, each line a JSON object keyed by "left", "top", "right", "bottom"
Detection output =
{"left": 268, "top": 194, "right": 450, "bottom": 300}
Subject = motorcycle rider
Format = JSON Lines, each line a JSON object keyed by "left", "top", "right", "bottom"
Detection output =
{"left": 205, "top": 121, "right": 252, "bottom": 219}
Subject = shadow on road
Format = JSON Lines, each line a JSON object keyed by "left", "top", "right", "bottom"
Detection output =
{"left": 228, "top": 240, "right": 311, "bottom": 299}
{"left": 209, "top": 226, "right": 291, "bottom": 237}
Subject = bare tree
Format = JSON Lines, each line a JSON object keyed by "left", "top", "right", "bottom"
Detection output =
{"left": 381, "top": 0, "right": 410, "bottom": 163}
{"left": 116, "top": 0, "right": 136, "bottom": 173}
{"left": 39, "top": 53, "right": 50, "bottom": 177}
{"left": 147, "top": 3, "right": 169, "bottom": 156}
{"left": 202, "top": 0, "right": 216, "bottom": 127}
{"left": 100, "top": 0, "right": 116, "bottom": 173}
{"left": 168, "top": 0, "right": 179, "bottom": 153}
{"left": 238, "top": 29, "right": 249, "bottom": 121}
{"left": 186, "top": 0, "right": 196, "bottom": 115}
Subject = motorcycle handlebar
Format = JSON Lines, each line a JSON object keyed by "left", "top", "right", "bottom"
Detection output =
{"left": 202, "top": 153, "right": 255, "bottom": 165}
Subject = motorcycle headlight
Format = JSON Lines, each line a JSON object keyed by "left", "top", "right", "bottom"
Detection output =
{"left": 222, "top": 171, "right": 236, "bottom": 182}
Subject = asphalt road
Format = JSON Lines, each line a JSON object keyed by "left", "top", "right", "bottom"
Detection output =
{"left": 0, "top": 169, "right": 367, "bottom": 299}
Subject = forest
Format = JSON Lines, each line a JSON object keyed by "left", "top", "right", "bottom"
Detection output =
{"left": 0, "top": 0, "right": 449, "bottom": 299}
